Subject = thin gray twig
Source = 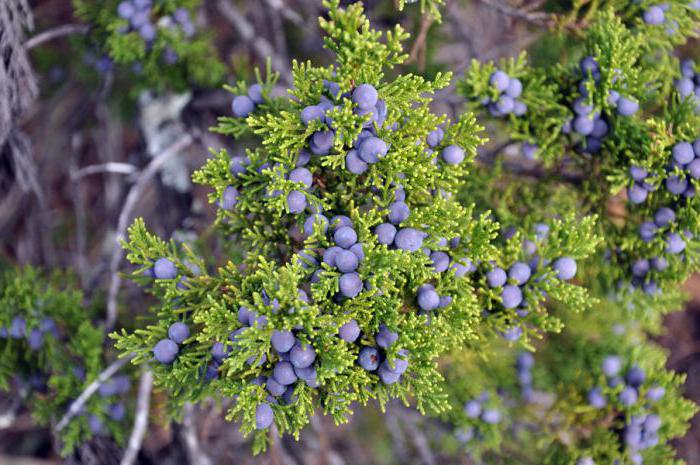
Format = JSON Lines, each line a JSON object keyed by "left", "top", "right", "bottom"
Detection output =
{"left": 25, "top": 24, "right": 89, "bottom": 50}
{"left": 119, "top": 369, "right": 153, "bottom": 465}
{"left": 55, "top": 354, "right": 135, "bottom": 432}
{"left": 182, "top": 404, "right": 212, "bottom": 465}
{"left": 105, "top": 133, "right": 194, "bottom": 331}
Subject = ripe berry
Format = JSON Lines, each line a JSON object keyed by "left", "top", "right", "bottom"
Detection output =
{"left": 273, "top": 361, "right": 298, "bottom": 385}
{"left": 619, "top": 386, "right": 638, "bottom": 406}
{"left": 221, "top": 186, "right": 239, "bottom": 210}
{"left": 376, "top": 223, "right": 397, "bottom": 245}
{"left": 673, "top": 142, "right": 695, "bottom": 165}
{"left": 287, "top": 190, "right": 307, "bottom": 214}
{"left": 506, "top": 78, "right": 522, "bottom": 98}
{"left": 430, "top": 251, "right": 450, "bottom": 273}
{"left": 153, "top": 339, "right": 179, "bottom": 364}
{"left": 489, "top": 71, "right": 510, "bottom": 92}
{"left": 394, "top": 228, "right": 425, "bottom": 252}
{"left": 339, "top": 319, "right": 361, "bottom": 342}
{"left": 346, "top": 149, "right": 368, "bottom": 174}
{"left": 352, "top": 84, "right": 379, "bottom": 111}
{"left": 552, "top": 257, "right": 577, "bottom": 280}
{"left": 271, "top": 330, "right": 295, "bottom": 353}
{"left": 464, "top": 400, "right": 481, "bottom": 418}
{"left": 232, "top": 95, "right": 255, "bottom": 118}
{"left": 266, "top": 377, "right": 286, "bottom": 396}
{"left": 441, "top": 145, "right": 465, "bottom": 165}
{"left": 426, "top": 128, "right": 444, "bottom": 147}
{"left": 388, "top": 201, "right": 410, "bottom": 225}
{"left": 628, "top": 184, "right": 647, "bottom": 204}
{"left": 501, "top": 285, "right": 523, "bottom": 308}
{"left": 573, "top": 116, "right": 594, "bottom": 135}
{"left": 339, "top": 272, "right": 362, "bottom": 298}
{"left": 248, "top": 84, "right": 264, "bottom": 105}
{"left": 311, "top": 130, "right": 334, "bottom": 155}
{"left": 323, "top": 246, "right": 342, "bottom": 267}
{"left": 336, "top": 250, "right": 359, "bottom": 272}
{"left": 654, "top": 207, "right": 675, "bottom": 227}
{"left": 626, "top": 366, "right": 646, "bottom": 387}
{"left": 617, "top": 97, "right": 639, "bottom": 116}
{"left": 646, "top": 386, "right": 666, "bottom": 401}
{"left": 255, "top": 403, "right": 274, "bottom": 429}
{"left": 358, "top": 346, "right": 380, "bottom": 371}
{"left": 643, "top": 5, "right": 665, "bottom": 25}
{"left": 665, "top": 232, "right": 686, "bottom": 254}
{"left": 481, "top": 409, "right": 501, "bottom": 424}
{"left": 588, "top": 387, "right": 607, "bottom": 409}
{"left": 301, "top": 105, "right": 325, "bottom": 125}
{"left": 334, "top": 226, "right": 358, "bottom": 249}
{"left": 350, "top": 243, "right": 365, "bottom": 261}
{"left": 304, "top": 213, "right": 329, "bottom": 236}
{"left": 486, "top": 267, "right": 507, "bottom": 288}
{"left": 154, "top": 258, "right": 177, "bottom": 279}
{"left": 508, "top": 262, "right": 531, "bottom": 285}
{"left": 358, "top": 137, "right": 388, "bottom": 164}
{"left": 417, "top": 288, "right": 440, "bottom": 311}
{"left": 168, "top": 322, "right": 190, "bottom": 344}
{"left": 376, "top": 325, "right": 398, "bottom": 348}
{"left": 289, "top": 167, "right": 313, "bottom": 188}
{"left": 117, "top": 1, "right": 135, "bottom": 19}
{"left": 289, "top": 342, "right": 316, "bottom": 368}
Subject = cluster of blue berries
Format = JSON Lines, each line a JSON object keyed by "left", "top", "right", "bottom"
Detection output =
{"left": 515, "top": 352, "right": 534, "bottom": 401}
{"left": 231, "top": 84, "right": 264, "bottom": 118}
{"left": 482, "top": 70, "right": 527, "bottom": 118}
{"left": 676, "top": 59, "right": 700, "bottom": 112}
{"left": 153, "top": 322, "right": 190, "bottom": 364}
{"left": 629, "top": 206, "right": 694, "bottom": 294}
{"left": 319, "top": 216, "right": 365, "bottom": 298}
{"left": 117, "top": 2, "right": 195, "bottom": 46}
{"left": 424, "top": 127, "right": 467, "bottom": 166}
{"left": 588, "top": 356, "right": 665, "bottom": 464}
{"left": 562, "top": 57, "right": 638, "bottom": 154}
{"left": 375, "top": 190, "right": 428, "bottom": 253}
{"left": 0, "top": 316, "right": 58, "bottom": 351}
{"left": 354, "top": 325, "right": 409, "bottom": 385}
{"left": 89, "top": 374, "right": 131, "bottom": 434}
{"left": 642, "top": 3, "right": 680, "bottom": 35}
{"left": 415, "top": 284, "right": 452, "bottom": 314}
{"left": 463, "top": 393, "right": 501, "bottom": 424}
{"left": 344, "top": 84, "right": 391, "bottom": 174}
{"left": 628, "top": 140, "right": 700, "bottom": 204}
{"left": 116, "top": 0, "right": 156, "bottom": 43}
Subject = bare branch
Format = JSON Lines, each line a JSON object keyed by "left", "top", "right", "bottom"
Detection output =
{"left": 105, "top": 133, "right": 194, "bottom": 331}
{"left": 215, "top": 0, "right": 292, "bottom": 83}
{"left": 55, "top": 354, "right": 135, "bottom": 432}
{"left": 71, "top": 162, "right": 138, "bottom": 181}
{"left": 478, "top": 0, "right": 550, "bottom": 25}
{"left": 119, "top": 369, "right": 153, "bottom": 465}
{"left": 182, "top": 404, "right": 212, "bottom": 465}
{"left": 25, "top": 24, "right": 90, "bottom": 50}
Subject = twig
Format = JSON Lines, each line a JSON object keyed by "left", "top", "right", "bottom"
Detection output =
{"left": 119, "top": 369, "right": 153, "bottom": 465}
{"left": 215, "top": 0, "right": 292, "bottom": 84}
{"left": 25, "top": 24, "right": 89, "bottom": 50}
{"left": 478, "top": 0, "right": 550, "bottom": 25}
{"left": 182, "top": 403, "right": 213, "bottom": 465}
{"left": 407, "top": 14, "right": 435, "bottom": 71}
{"left": 71, "top": 162, "right": 138, "bottom": 181}
{"left": 55, "top": 354, "right": 135, "bottom": 432}
{"left": 265, "top": 0, "right": 304, "bottom": 25}
{"left": 105, "top": 133, "right": 194, "bottom": 331}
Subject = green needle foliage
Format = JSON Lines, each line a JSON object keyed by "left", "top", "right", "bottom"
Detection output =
{"left": 0, "top": 267, "right": 130, "bottom": 455}
{"left": 113, "top": 0, "right": 600, "bottom": 454}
